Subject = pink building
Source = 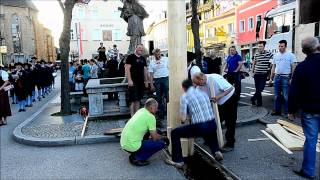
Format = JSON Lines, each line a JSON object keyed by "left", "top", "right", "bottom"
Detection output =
{"left": 236, "top": 0, "right": 278, "bottom": 59}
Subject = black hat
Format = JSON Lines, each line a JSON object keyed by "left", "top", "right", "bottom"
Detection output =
{"left": 24, "top": 63, "right": 32, "bottom": 67}
{"left": 15, "top": 62, "right": 23, "bottom": 66}
{"left": 31, "top": 56, "right": 37, "bottom": 60}
{"left": 187, "top": 51, "right": 196, "bottom": 62}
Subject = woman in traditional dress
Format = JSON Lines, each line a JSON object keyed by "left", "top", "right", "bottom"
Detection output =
{"left": 0, "top": 65, "right": 12, "bottom": 125}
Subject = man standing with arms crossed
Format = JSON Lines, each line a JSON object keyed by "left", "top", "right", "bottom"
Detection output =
{"left": 251, "top": 41, "right": 273, "bottom": 107}
{"left": 125, "top": 44, "right": 149, "bottom": 116}
{"left": 268, "top": 40, "right": 297, "bottom": 116}
{"left": 288, "top": 37, "right": 320, "bottom": 179}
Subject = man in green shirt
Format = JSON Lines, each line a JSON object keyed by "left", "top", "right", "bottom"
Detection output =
{"left": 120, "top": 98, "right": 168, "bottom": 166}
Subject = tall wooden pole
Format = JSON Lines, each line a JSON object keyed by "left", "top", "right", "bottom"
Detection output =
{"left": 167, "top": 0, "right": 193, "bottom": 157}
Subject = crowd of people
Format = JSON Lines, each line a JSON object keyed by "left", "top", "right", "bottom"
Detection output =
{"left": 0, "top": 59, "right": 57, "bottom": 126}
{"left": 119, "top": 37, "right": 320, "bottom": 179}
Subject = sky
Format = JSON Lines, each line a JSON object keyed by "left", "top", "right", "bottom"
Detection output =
{"left": 32, "top": 0, "right": 168, "bottom": 47}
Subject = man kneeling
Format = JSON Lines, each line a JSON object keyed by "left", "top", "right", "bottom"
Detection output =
{"left": 120, "top": 98, "right": 168, "bottom": 166}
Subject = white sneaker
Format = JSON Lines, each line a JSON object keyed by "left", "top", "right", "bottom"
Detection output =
{"left": 214, "top": 151, "right": 224, "bottom": 161}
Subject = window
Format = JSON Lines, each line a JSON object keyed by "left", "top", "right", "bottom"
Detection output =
{"left": 240, "top": 20, "right": 245, "bottom": 32}
{"left": 78, "top": 8, "right": 85, "bottom": 19}
{"left": 265, "top": 10, "right": 293, "bottom": 39}
{"left": 11, "top": 15, "right": 22, "bottom": 53}
{"left": 112, "top": 29, "right": 122, "bottom": 41}
{"left": 91, "top": 29, "right": 101, "bottom": 40}
{"left": 112, "top": 11, "right": 121, "bottom": 19}
{"left": 103, "top": 30, "right": 112, "bottom": 41}
{"left": 228, "top": 23, "right": 234, "bottom": 34}
{"left": 248, "top": 17, "right": 254, "bottom": 30}
{"left": 91, "top": 10, "right": 99, "bottom": 19}
{"left": 204, "top": 11, "right": 211, "bottom": 20}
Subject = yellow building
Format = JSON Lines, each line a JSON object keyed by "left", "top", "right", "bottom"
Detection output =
{"left": 186, "top": 0, "right": 236, "bottom": 56}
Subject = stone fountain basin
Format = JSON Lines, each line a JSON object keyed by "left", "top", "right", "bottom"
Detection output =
{"left": 85, "top": 77, "right": 128, "bottom": 93}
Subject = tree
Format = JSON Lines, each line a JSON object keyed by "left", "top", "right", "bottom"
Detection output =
{"left": 57, "top": 0, "right": 90, "bottom": 115}
{"left": 190, "top": 0, "right": 202, "bottom": 70}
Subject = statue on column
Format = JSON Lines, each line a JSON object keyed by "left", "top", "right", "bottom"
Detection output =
{"left": 119, "top": 0, "right": 149, "bottom": 54}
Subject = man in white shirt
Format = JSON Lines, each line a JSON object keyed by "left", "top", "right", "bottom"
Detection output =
{"left": 268, "top": 40, "right": 297, "bottom": 116}
{"left": 193, "top": 72, "right": 238, "bottom": 152}
{"left": 89, "top": 59, "right": 99, "bottom": 79}
{"left": 148, "top": 49, "right": 169, "bottom": 123}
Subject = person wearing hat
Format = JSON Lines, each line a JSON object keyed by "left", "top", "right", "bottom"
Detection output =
{"left": 0, "top": 64, "right": 11, "bottom": 125}
{"left": 23, "top": 63, "right": 34, "bottom": 107}
{"left": 187, "top": 51, "right": 201, "bottom": 80}
{"left": 13, "top": 62, "right": 27, "bottom": 112}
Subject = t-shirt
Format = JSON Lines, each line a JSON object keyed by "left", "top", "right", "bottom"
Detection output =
{"left": 148, "top": 57, "right": 169, "bottom": 78}
{"left": 90, "top": 64, "right": 98, "bottom": 79}
{"left": 198, "top": 74, "right": 234, "bottom": 105}
{"left": 226, "top": 54, "right": 242, "bottom": 72}
{"left": 253, "top": 51, "right": 273, "bottom": 74}
{"left": 271, "top": 51, "right": 297, "bottom": 75}
{"left": 0, "top": 70, "right": 9, "bottom": 81}
{"left": 126, "top": 54, "right": 147, "bottom": 84}
{"left": 82, "top": 64, "right": 91, "bottom": 79}
{"left": 120, "top": 108, "right": 156, "bottom": 152}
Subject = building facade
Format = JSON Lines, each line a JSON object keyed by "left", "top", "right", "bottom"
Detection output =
{"left": 236, "top": 0, "right": 278, "bottom": 58}
{"left": 186, "top": 0, "right": 239, "bottom": 57}
{"left": 70, "top": 1, "right": 130, "bottom": 60}
{"left": 145, "top": 11, "right": 168, "bottom": 56}
{"left": 0, "top": 0, "right": 56, "bottom": 65}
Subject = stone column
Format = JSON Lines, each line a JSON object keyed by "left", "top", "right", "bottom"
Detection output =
{"left": 167, "top": 0, "right": 193, "bottom": 157}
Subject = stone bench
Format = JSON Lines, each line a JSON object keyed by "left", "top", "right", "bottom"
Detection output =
{"left": 70, "top": 91, "right": 84, "bottom": 104}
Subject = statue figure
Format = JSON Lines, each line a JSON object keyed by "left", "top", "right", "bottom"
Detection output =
{"left": 119, "top": 0, "right": 149, "bottom": 54}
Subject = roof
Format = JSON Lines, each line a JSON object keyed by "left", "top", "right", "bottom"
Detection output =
{"left": 0, "top": 0, "right": 38, "bottom": 11}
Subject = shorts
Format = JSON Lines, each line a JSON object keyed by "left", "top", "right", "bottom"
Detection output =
{"left": 128, "top": 85, "right": 144, "bottom": 102}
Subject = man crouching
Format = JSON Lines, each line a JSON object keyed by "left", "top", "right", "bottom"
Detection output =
{"left": 120, "top": 98, "right": 168, "bottom": 166}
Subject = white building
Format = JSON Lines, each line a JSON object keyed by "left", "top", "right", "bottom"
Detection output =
{"left": 70, "top": 1, "right": 129, "bottom": 59}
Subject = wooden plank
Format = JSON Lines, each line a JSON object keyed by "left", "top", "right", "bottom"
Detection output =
{"left": 277, "top": 119, "right": 320, "bottom": 140}
{"left": 279, "top": 122, "right": 320, "bottom": 144}
{"left": 248, "top": 138, "right": 270, "bottom": 142}
{"left": 267, "top": 124, "right": 302, "bottom": 150}
{"left": 103, "top": 128, "right": 123, "bottom": 135}
{"left": 261, "top": 130, "right": 293, "bottom": 154}
{"left": 209, "top": 81, "right": 224, "bottom": 148}
{"left": 81, "top": 116, "right": 89, "bottom": 137}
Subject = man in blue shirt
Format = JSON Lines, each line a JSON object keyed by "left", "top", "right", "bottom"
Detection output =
{"left": 224, "top": 46, "right": 243, "bottom": 100}
{"left": 82, "top": 59, "right": 91, "bottom": 83}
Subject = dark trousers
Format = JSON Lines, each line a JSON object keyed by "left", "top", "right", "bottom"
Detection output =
{"left": 252, "top": 73, "right": 268, "bottom": 105}
{"left": 218, "top": 94, "right": 238, "bottom": 147}
{"left": 226, "top": 72, "right": 241, "bottom": 100}
{"left": 131, "top": 140, "right": 166, "bottom": 161}
{"left": 171, "top": 120, "right": 219, "bottom": 163}
{"left": 154, "top": 77, "right": 169, "bottom": 116}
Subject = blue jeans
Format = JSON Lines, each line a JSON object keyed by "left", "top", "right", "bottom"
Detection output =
{"left": 252, "top": 73, "right": 268, "bottom": 105}
{"left": 154, "top": 77, "right": 169, "bottom": 115}
{"left": 133, "top": 140, "right": 166, "bottom": 161}
{"left": 274, "top": 75, "right": 290, "bottom": 113}
{"left": 171, "top": 120, "right": 219, "bottom": 163}
{"left": 301, "top": 113, "right": 320, "bottom": 177}
{"left": 18, "top": 100, "right": 26, "bottom": 109}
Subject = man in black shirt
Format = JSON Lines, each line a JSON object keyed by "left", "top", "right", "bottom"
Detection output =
{"left": 125, "top": 44, "right": 148, "bottom": 116}
{"left": 97, "top": 42, "right": 107, "bottom": 63}
{"left": 288, "top": 37, "right": 320, "bottom": 179}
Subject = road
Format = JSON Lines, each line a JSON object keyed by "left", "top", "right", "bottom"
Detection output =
{"left": 0, "top": 73, "right": 182, "bottom": 180}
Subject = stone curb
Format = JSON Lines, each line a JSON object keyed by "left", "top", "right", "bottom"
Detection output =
{"left": 13, "top": 95, "right": 119, "bottom": 147}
